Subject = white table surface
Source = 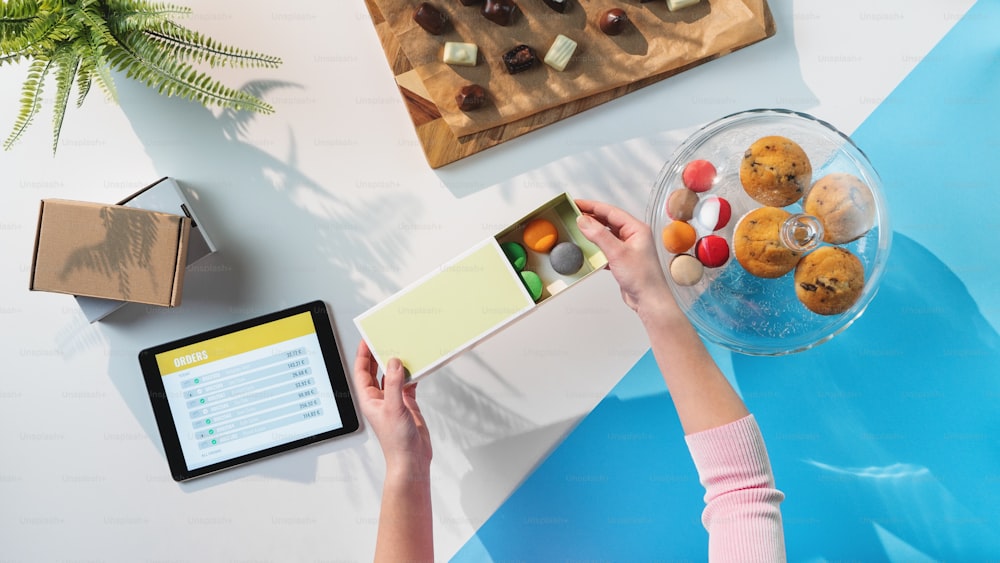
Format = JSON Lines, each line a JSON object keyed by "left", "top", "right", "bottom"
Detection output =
{"left": 0, "top": 1, "right": 973, "bottom": 561}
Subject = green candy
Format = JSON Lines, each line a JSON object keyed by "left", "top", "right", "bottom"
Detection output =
{"left": 520, "top": 270, "right": 543, "bottom": 302}
{"left": 501, "top": 241, "right": 528, "bottom": 271}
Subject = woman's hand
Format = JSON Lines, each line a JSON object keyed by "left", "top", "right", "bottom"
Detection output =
{"left": 353, "top": 341, "right": 432, "bottom": 473}
{"left": 578, "top": 198, "right": 749, "bottom": 435}
{"left": 575, "top": 199, "right": 677, "bottom": 323}
{"left": 354, "top": 341, "right": 435, "bottom": 563}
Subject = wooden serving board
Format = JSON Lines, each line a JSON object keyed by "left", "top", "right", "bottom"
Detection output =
{"left": 365, "top": 0, "right": 775, "bottom": 169}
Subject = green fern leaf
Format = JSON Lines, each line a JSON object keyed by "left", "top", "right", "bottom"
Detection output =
{"left": 74, "top": 49, "right": 94, "bottom": 107}
{"left": 0, "top": 0, "right": 40, "bottom": 21}
{"left": 0, "top": 9, "right": 60, "bottom": 67}
{"left": 0, "top": 0, "right": 39, "bottom": 16}
{"left": 106, "top": 0, "right": 190, "bottom": 33}
{"left": 141, "top": 22, "right": 281, "bottom": 69}
{"left": 0, "top": 0, "right": 40, "bottom": 40}
{"left": 70, "top": 1, "right": 119, "bottom": 52}
{"left": 92, "top": 52, "right": 119, "bottom": 104}
{"left": 75, "top": 30, "right": 118, "bottom": 103}
{"left": 112, "top": 31, "right": 273, "bottom": 113}
{"left": 2, "top": 0, "right": 281, "bottom": 152}
{"left": 4, "top": 56, "right": 53, "bottom": 149}
{"left": 50, "top": 46, "right": 80, "bottom": 154}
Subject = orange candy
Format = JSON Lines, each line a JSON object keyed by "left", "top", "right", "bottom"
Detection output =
{"left": 662, "top": 220, "right": 696, "bottom": 254}
{"left": 523, "top": 218, "right": 559, "bottom": 252}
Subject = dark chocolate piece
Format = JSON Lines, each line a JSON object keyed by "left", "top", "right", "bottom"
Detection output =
{"left": 458, "top": 0, "right": 481, "bottom": 4}
{"left": 598, "top": 8, "right": 628, "bottom": 35}
{"left": 542, "top": 0, "right": 568, "bottom": 13}
{"left": 482, "top": 0, "right": 518, "bottom": 26}
{"left": 413, "top": 2, "right": 448, "bottom": 35}
{"left": 502, "top": 44, "right": 537, "bottom": 74}
{"left": 456, "top": 84, "right": 487, "bottom": 111}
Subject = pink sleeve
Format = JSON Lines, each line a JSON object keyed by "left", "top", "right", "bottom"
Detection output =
{"left": 684, "top": 414, "right": 786, "bottom": 562}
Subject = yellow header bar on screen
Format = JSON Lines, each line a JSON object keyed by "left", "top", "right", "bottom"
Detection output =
{"left": 155, "top": 312, "right": 315, "bottom": 376}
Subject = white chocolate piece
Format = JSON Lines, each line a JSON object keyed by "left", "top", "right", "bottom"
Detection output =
{"left": 543, "top": 34, "right": 577, "bottom": 72}
{"left": 667, "top": 0, "right": 700, "bottom": 11}
{"left": 588, "top": 252, "right": 606, "bottom": 269}
{"left": 443, "top": 42, "right": 478, "bottom": 66}
{"left": 546, "top": 279, "right": 569, "bottom": 296}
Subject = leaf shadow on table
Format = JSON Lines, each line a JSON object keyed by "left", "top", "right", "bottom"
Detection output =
{"left": 415, "top": 353, "right": 585, "bottom": 529}
{"left": 58, "top": 205, "right": 162, "bottom": 301}
{"left": 733, "top": 233, "right": 1000, "bottom": 561}
{"left": 88, "top": 77, "right": 422, "bottom": 490}
{"left": 434, "top": 0, "right": 817, "bottom": 201}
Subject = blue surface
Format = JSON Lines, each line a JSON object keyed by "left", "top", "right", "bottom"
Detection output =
{"left": 456, "top": 351, "right": 706, "bottom": 561}
{"left": 453, "top": 2, "right": 1000, "bottom": 560}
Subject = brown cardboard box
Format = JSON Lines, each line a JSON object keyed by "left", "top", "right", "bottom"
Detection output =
{"left": 74, "top": 178, "right": 218, "bottom": 322}
{"left": 30, "top": 199, "right": 191, "bottom": 306}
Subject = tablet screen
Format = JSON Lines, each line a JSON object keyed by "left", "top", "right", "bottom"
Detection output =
{"left": 139, "top": 301, "right": 359, "bottom": 481}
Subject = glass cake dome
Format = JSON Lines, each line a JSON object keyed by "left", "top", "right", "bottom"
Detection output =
{"left": 647, "top": 109, "right": 892, "bottom": 355}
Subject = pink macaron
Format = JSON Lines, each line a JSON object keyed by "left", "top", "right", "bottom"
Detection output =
{"left": 682, "top": 159, "right": 717, "bottom": 193}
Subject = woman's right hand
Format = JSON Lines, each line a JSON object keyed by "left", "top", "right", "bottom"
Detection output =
{"left": 575, "top": 199, "right": 677, "bottom": 323}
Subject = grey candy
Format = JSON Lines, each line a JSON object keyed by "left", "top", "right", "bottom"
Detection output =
{"left": 549, "top": 241, "right": 584, "bottom": 275}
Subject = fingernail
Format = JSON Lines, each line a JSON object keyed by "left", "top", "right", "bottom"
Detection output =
{"left": 576, "top": 214, "right": 594, "bottom": 231}
{"left": 388, "top": 357, "right": 401, "bottom": 372}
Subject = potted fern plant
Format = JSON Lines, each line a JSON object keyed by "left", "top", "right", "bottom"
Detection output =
{"left": 0, "top": 0, "right": 281, "bottom": 153}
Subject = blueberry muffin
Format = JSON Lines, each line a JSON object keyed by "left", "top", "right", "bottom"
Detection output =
{"left": 733, "top": 207, "right": 804, "bottom": 278}
{"left": 803, "top": 173, "right": 876, "bottom": 244}
{"left": 794, "top": 246, "right": 865, "bottom": 315}
{"left": 739, "top": 136, "right": 812, "bottom": 207}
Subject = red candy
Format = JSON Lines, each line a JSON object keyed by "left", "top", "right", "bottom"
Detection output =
{"left": 693, "top": 195, "right": 732, "bottom": 231}
{"left": 682, "top": 159, "right": 717, "bottom": 193}
{"left": 695, "top": 235, "right": 729, "bottom": 268}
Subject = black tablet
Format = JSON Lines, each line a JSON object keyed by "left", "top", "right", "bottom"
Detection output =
{"left": 138, "top": 300, "right": 360, "bottom": 481}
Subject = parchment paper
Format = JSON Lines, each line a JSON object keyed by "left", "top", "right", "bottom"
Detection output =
{"left": 373, "top": 0, "right": 772, "bottom": 137}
